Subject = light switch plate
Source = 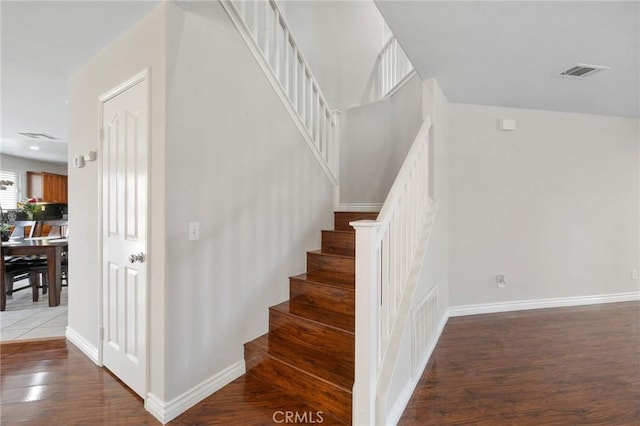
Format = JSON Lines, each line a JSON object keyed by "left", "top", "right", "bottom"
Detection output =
{"left": 73, "top": 155, "right": 85, "bottom": 168}
{"left": 188, "top": 222, "right": 199, "bottom": 241}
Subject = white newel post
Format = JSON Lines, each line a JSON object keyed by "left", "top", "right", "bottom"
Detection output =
{"left": 351, "top": 220, "right": 381, "bottom": 426}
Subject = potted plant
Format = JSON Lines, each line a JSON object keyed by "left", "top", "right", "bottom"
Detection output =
{"left": 17, "top": 199, "right": 38, "bottom": 220}
{"left": 0, "top": 223, "right": 11, "bottom": 242}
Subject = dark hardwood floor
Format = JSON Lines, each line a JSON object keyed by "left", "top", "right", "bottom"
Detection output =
{"left": 0, "top": 337, "right": 158, "bottom": 425}
{"left": 2, "top": 301, "right": 638, "bottom": 425}
{"left": 0, "top": 338, "right": 341, "bottom": 425}
{"left": 171, "top": 375, "right": 343, "bottom": 425}
{"left": 400, "top": 301, "right": 640, "bottom": 425}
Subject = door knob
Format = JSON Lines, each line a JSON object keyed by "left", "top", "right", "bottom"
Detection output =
{"left": 129, "top": 252, "right": 145, "bottom": 263}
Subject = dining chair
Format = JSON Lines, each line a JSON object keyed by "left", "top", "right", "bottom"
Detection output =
{"left": 30, "top": 248, "right": 68, "bottom": 296}
{"left": 5, "top": 221, "right": 44, "bottom": 296}
{"left": 9, "top": 221, "right": 37, "bottom": 238}
{"left": 4, "top": 257, "right": 40, "bottom": 302}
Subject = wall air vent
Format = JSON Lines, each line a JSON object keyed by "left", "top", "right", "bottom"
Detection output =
{"left": 17, "top": 132, "right": 59, "bottom": 140}
{"left": 556, "top": 63, "right": 610, "bottom": 79}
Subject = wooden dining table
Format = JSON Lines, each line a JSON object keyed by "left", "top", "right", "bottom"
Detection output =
{"left": 1, "top": 237, "right": 68, "bottom": 311}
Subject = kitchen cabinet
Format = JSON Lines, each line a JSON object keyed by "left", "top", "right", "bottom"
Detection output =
{"left": 27, "top": 172, "right": 68, "bottom": 203}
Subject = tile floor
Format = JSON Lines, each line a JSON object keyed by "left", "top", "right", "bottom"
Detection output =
{"left": 0, "top": 280, "right": 67, "bottom": 341}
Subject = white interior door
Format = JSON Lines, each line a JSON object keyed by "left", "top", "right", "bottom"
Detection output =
{"left": 101, "top": 73, "right": 148, "bottom": 398}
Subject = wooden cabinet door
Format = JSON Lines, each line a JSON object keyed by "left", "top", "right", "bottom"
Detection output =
{"left": 41, "top": 173, "right": 68, "bottom": 203}
{"left": 42, "top": 173, "right": 54, "bottom": 202}
{"left": 57, "top": 174, "right": 68, "bottom": 203}
{"left": 27, "top": 172, "right": 43, "bottom": 200}
{"left": 26, "top": 172, "right": 68, "bottom": 203}
{"left": 59, "top": 175, "right": 68, "bottom": 203}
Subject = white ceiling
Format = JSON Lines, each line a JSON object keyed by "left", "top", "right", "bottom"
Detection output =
{"left": 1, "top": 0, "right": 159, "bottom": 164}
{"left": 376, "top": 0, "right": 640, "bottom": 118}
{"left": 1, "top": 1, "right": 637, "bottom": 166}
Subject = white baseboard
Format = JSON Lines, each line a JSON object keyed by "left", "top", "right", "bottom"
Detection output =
{"left": 65, "top": 326, "right": 100, "bottom": 365}
{"left": 449, "top": 291, "right": 640, "bottom": 317}
{"left": 145, "top": 360, "right": 245, "bottom": 424}
{"left": 387, "top": 377, "right": 419, "bottom": 426}
{"left": 337, "top": 203, "right": 382, "bottom": 212}
{"left": 385, "top": 311, "right": 449, "bottom": 426}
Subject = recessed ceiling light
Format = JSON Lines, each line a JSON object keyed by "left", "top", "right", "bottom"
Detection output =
{"left": 29, "top": 146, "right": 40, "bottom": 151}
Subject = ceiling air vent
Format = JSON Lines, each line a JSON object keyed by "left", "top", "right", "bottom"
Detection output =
{"left": 557, "top": 63, "right": 610, "bottom": 79}
{"left": 17, "top": 132, "right": 59, "bottom": 140}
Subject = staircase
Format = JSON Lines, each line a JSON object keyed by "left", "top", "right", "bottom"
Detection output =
{"left": 244, "top": 211, "right": 378, "bottom": 424}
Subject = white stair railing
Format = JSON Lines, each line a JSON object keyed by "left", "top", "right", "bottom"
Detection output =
{"left": 351, "top": 117, "right": 437, "bottom": 425}
{"left": 377, "top": 36, "right": 415, "bottom": 99}
{"left": 222, "top": 0, "right": 339, "bottom": 184}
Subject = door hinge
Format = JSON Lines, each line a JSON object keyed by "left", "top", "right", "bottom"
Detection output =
{"left": 99, "top": 327, "right": 104, "bottom": 340}
{"left": 99, "top": 128, "right": 104, "bottom": 142}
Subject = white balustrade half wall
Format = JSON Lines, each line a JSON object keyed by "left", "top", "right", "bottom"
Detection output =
{"left": 351, "top": 117, "right": 438, "bottom": 425}
{"left": 377, "top": 36, "right": 415, "bottom": 100}
{"left": 222, "top": 0, "right": 339, "bottom": 185}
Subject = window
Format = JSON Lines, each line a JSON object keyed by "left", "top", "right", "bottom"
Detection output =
{"left": 0, "top": 170, "right": 18, "bottom": 209}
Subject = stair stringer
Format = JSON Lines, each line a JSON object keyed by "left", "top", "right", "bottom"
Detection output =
{"left": 374, "top": 199, "right": 439, "bottom": 424}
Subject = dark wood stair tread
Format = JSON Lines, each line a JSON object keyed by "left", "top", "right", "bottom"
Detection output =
{"left": 290, "top": 274, "right": 354, "bottom": 317}
{"left": 240, "top": 209, "right": 365, "bottom": 424}
{"left": 323, "top": 229, "right": 355, "bottom": 234}
{"left": 271, "top": 300, "right": 355, "bottom": 333}
{"left": 291, "top": 273, "right": 355, "bottom": 290}
{"left": 334, "top": 211, "right": 379, "bottom": 231}
{"left": 245, "top": 338, "right": 353, "bottom": 424}
{"left": 308, "top": 249, "right": 354, "bottom": 259}
{"left": 306, "top": 251, "right": 355, "bottom": 285}
{"left": 245, "top": 334, "right": 354, "bottom": 390}
{"left": 321, "top": 229, "right": 356, "bottom": 256}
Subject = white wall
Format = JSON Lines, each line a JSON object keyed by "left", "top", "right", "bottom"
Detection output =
{"left": 279, "top": 0, "right": 386, "bottom": 111}
{"left": 381, "top": 79, "right": 451, "bottom": 422}
{"left": 67, "top": 3, "right": 167, "bottom": 400}
{"left": 164, "top": 1, "right": 334, "bottom": 401}
{"left": 419, "top": 80, "right": 451, "bottom": 326}
{"left": 0, "top": 154, "right": 67, "bottom": 175}
{"left": 340, "top": 74, "right": 423, "bottom": 205}
{"left": 449, "top": 104, "right": 640, "bottom": 307}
